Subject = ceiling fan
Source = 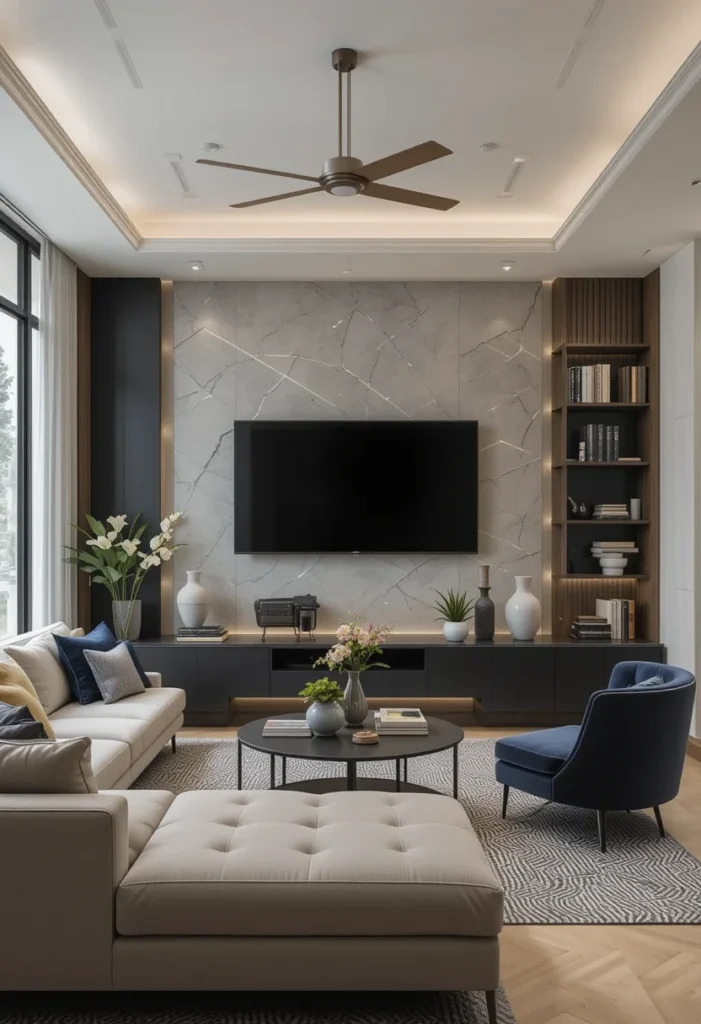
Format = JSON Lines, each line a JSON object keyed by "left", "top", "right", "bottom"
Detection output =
{"left": 196, "top": 48, "right": 459, "bottom": 211}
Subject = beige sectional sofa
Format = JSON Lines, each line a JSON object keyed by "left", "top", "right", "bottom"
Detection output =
{"left": 0, "top": 623, "right": 185, "bottom": 788}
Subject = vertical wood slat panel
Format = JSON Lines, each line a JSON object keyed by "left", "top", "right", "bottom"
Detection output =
{"left": 559, "top": 280, "right": 643, "bottom": 346}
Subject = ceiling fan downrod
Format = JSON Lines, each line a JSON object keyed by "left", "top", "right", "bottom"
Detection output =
{"left": 325, "top": 48, "right": 364, "bottom": 196}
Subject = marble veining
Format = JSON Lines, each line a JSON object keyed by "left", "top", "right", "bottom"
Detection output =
{"left": 172, "top": 282, "right": 542, "bottom": 632}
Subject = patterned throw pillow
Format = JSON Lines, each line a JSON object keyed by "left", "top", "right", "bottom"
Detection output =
{"left": 635, "top": 674, "right": 666, "bottom": 689}
{"left": 83, "top": 642, "right": 146, "bottom": 704}
{"left": 0, "top": 700, "right": 46, "bottom": 740}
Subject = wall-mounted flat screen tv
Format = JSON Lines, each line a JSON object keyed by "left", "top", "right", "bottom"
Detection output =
{"left": 234, "top": 420, "right": 478, "bottom": 554}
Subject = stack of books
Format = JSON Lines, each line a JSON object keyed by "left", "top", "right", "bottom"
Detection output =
{"left": 592, "top": 503, "right": 629, "bottom": 520}
{"left": 373, "top": 708, "right": 428, "bottom": 736}
{"left": 595, "top": 598, "right": 636, "bottom": 640}
{"left": 570, "top": 615, "right": 612, "bottom": 641}
{"left": 569, "top": 364, "right": 611, "bottom": 403}
{"left": 618, "top": 365, "right": 648, "bottom": 403}
{"left": 176, "top": 626, "right": 229, "bottom": 643}
{"left": 590, "top": 540, "right": 638, "bottom": 558}
{"left": 578, "top": 424, "right": 620, "bottom": 461}
{"left": 262, "top": 719, "right": 311, "bottom": 738}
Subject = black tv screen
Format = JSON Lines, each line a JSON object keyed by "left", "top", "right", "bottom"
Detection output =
{"left": 234, "top": 421, "right": 478, "bottom": 554}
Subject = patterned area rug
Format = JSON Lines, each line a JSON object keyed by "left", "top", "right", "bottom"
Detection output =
{"left": 133, "top": 737, "right": 701, "bottom": 925}
{"left": 0, "top": 991, "right": 513, "bottom": 1024}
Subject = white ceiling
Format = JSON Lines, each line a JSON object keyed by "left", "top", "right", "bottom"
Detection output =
{"left": 1, "top": 0, "right": 701, "bottom": 278}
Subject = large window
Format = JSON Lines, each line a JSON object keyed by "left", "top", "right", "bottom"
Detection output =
{"left": 0, "top": 215, "right": 38, "bottom": 638}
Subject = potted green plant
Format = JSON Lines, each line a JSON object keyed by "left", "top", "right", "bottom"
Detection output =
{"left": 66, "top": 512, "right": 183, "bottom": 640}
{"left": 298, "top": 678, "right": 346, "bottom": 736}
{"left": 433, "top": 589, "right": 475, "bottom": 643}
{"left": 314, "top": 621, "right": 391, "bottom": 726}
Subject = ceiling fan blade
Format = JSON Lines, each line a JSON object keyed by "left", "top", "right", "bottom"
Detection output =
{"left": 361, "top": 141, "right": 453, "bottom": 182}
{"left": 230, "top": 186, "right": 324, "bottom": 209}
{"left": 197, "top": 158, "right": 319, "bottom": 183}
{"left": 362, "top": 182, "right": 458, "bottom": 211}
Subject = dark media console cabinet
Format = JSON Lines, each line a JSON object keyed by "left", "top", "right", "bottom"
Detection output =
{"left": 133, "top": 634, "right": 666, "bottom": 727}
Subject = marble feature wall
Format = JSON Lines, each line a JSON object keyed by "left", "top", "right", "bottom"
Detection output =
{"left": 173, "top": 282, "right": 542, "bottom": 632}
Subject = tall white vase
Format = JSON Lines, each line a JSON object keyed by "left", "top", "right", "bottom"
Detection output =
{"left": 176, "top": 570, "right": 210, "bottom": 628}
{"left": 505, "top": 576, "right": 541, "bottom": 641}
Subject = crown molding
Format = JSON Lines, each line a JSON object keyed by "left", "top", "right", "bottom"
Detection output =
{"left": 0, "top": 43, "right": 142, "bottom": 249}
{"left": 555, "top": 41, "right": 701, "bottom": 250}
{"left": 137, "top": 236, "right": 557, "bottom": 255}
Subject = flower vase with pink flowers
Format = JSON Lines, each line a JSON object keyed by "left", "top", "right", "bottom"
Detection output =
{"left": 315, "top": 621, "right": 392, "bottom": 727}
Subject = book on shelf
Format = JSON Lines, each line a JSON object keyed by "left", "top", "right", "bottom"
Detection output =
{"left": 592, "top": 504, "right": 630, "bottom": 520}
{"left": 618, "top": 365, "right": 648, "bottom": 403}
{"left": 262, "top": 719, "right": 311, "bottom": 737}
{"left": 176, "top": 632, "right": 230, "bottom": 643}
{"left": 579, "top": 423, "right": 619, "bottom": 461}
{"left": 595, "top": 598, "right": 635, "bottom": 640}
{"left": 568, "top": 364, "right": 612, "bottom": 404}
{"left": 177, "top": 625, "right": 227, "bottom": 636}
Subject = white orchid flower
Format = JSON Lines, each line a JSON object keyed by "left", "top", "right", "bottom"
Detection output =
{"left": 120, "top": 539, "right": 140, "bottom": 557}
{"left": 87, "top": 535, "right": 112, "bottom": 551}
{"left": 169, "top": 511, "right": 182, "bottom": 523}
{"left": 150, "top": 534, "right": 163, "bottom": 551}
{"left": 160, "top": 518, "right": 171, "bottom": 532}
{"left": 106, "top": 530, "right": 118, "bottom": 542}
{"left": 157, "top": 547, "right": 172, "bottom": 561}
{"left": 107, "top": 515, "right": 128, "bottom": 533}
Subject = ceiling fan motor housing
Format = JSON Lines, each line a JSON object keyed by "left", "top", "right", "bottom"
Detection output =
{"left": 321, "top": 156, "right": 367, "bottom": 196}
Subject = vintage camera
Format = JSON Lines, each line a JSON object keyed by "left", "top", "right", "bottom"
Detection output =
{"left": 254, "top": 594, "right": 319, "bottom": 641}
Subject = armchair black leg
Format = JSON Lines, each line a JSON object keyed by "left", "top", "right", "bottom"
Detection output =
{"left": 485, "top": 989, "right": 498, "bottom": 1024}
{"left": 171, "top": 735, "right": 177, "bottom": 754}
{"left": 653, "top": 805, "right": 666, "bottom": 838}
{"left": 596, "top": 809, "right": 607, "bottom": 853}
{"left": 501, "top": 785, "right": 509, "bottom": 819}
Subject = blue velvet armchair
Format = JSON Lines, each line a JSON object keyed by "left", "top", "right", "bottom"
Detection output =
{"left": 494, "top": 662, "right": 696, "bottom": 852}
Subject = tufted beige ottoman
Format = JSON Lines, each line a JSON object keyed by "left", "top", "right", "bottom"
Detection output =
{"left": 114, "top": 789, "right": 503, "bottom": 1018}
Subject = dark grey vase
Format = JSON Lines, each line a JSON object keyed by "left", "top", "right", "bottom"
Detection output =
{"left": 474, "top": 587, "right": 495, "bottom": 641}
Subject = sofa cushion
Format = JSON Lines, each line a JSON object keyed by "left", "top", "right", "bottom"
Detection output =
{"left": 54, "top": 622, "right": 117, "bottom": 705}
{"left": 0, "top": 736, "right": 97, "bottom": 793}
{"left": 50, "top": 688, "right": 186, "bottom": 763}
{"left": 0, "top": 657, "right": 55, "bottom": 738}
{"left": 4, "top": 625, "right": 81, "bottom": 715}
{"left": 116, "top": 790, "right": 503, "bottom": 939}
{"left": 495, "top": 725, "right": 580, "bottom": 775}
{"left": 89, "top": 738, "right": 132, "bottom": 789}
{"left": 0, "top": 701, "right": 46, "bottom": 739}
{"left": 84, "top": 642, "right": 146, "bottom": 704}
{"left": 107, "top": 789, "right": 176, "bottom": 866}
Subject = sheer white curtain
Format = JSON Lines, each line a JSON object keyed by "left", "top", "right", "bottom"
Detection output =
{"left": 31, "top": 240, "right": 77, "bottom": 627}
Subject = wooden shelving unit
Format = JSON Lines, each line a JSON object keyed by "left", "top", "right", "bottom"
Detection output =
{"left": 550, "top": 275, "right": 660, "bottom": 640}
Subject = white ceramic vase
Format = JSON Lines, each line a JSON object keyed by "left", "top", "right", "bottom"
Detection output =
{"left": 443, "top": 621, "right": 469, "bottom": 643}
{"left": 505, "top": 576, "right": 542, "bottom": 641}
{"left": 176, "top": 570, "right": 210, "bottom": 628}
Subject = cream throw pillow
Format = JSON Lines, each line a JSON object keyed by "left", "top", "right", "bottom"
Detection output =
{"left": 0, "top": 736, "right": 97, "bottom": 793}
{"left": 0, "top": 658, "right": 55, "bottom": 739}
{"left": 5, "top": 625, "right": 84, "bottom": 715}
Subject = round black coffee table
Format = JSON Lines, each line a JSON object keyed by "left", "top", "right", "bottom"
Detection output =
{"left": 236, "top": 713, "right": 464, "bottom": 797}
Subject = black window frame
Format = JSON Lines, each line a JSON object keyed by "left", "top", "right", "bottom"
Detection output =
{"left": 0, "top": 210, "right": 39, "bottom": 633}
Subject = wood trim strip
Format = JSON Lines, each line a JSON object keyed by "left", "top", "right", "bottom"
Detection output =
{"left": 76, "top": 269, "right": 91, "bottom": 630}
{"left": 687, "top": 736, "right": 701, "bottom": 763}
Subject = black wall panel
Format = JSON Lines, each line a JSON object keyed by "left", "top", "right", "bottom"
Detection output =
{"left": 90, "top": 279, "right": 162, "bottom": 636}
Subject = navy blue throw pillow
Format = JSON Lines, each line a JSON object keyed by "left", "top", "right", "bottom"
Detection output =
{"left": 54, "top": 622, "right": 117, "bottom": 704}
{"left": 0, "top": 700, "right": 46, "bottom": 740}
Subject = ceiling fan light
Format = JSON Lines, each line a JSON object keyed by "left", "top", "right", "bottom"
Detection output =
{"left": 329, "top": 183, "right": 359, "bottom": 197}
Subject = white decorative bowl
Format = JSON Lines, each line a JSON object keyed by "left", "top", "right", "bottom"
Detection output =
{"left": 599, "top": 556, "right": 627, "bottom": 577}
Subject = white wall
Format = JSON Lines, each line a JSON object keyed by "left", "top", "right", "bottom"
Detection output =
{"left": 660, "top": 241, "right": 701, "bottom": 736}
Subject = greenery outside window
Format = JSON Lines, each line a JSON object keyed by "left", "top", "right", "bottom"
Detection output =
{"left": 0, "top": 213, "right": 39, "bottom": 638}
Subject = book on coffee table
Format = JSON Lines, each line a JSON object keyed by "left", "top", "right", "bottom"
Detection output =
{"left": 262, "top": 719, "right": 312, "bottom": 738}
{"left": 374, "top": 708, "right": 428, "bottom": 736}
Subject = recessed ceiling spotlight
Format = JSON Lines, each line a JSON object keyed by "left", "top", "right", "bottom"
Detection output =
{"left": 341, "top": 268, "right": 351, "bottom": 274}
{"left": 190, "top": 261, "right": 204, "bottom": 271}
{"left": 200, "top": 142, "right": 221, "bottom": 153}
{"left": 502, "top": 261, "right": 514, "bottom": 272}
{"left": 478, "top": 142, "right": 498, "bottom": 152}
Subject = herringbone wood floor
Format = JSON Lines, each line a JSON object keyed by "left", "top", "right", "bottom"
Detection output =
{"left": 181, "top": 724, "right": 701, "bottom": 1023}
